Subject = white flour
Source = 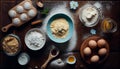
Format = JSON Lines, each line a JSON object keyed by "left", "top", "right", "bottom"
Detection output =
{"left": 25, "top": 31, "right": 45, "bottom": 50}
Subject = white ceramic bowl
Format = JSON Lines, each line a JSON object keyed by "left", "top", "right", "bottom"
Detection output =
{"left": 25, "top": 28, "right": 46, "bottom": 51}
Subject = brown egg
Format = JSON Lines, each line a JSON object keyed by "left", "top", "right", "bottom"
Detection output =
{"left": 90, "top": 55, "right": 99, "bottom": 62}
{"left": 83, "top": 47, "right": 92, "bottom": 55}
{"left": 97, "top": 39, "right": 106, "bottom": 47}
{"left": 88, "top": 40, "right": 97, "bottom": 49}
{"left": 98, "top": 48, "right": 107, "bottom": 56}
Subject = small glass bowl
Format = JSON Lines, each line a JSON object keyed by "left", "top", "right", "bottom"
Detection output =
{"left": 101, "top": 18, "right": 117, "bottom": 33}
{"left": 18, "top": 52, "right": 30, "bottom": 65}
{"left": 79, "top": 3, "right": 100, "bottom": 27}
{"left": 1, "top": 34, "right": 21, "bottom": 56}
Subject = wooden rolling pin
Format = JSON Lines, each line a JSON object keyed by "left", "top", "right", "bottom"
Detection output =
{"left": 31, "top": 20, "right": 42, "bottom": 25}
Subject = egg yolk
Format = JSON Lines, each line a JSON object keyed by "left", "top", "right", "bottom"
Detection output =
{"left": 68, "top": 57, "right": 74, "bottom": 62}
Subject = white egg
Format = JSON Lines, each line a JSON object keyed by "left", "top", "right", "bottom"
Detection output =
{"left": 23, "top": 2, "right": 31, "bottom": 10}
{"left": 98, "top": 48, "right": 107, "bottom": 56}
{"left": 20, "top": 13, "right": 28, "bottom": 21}
{"left": 97, "top": 39, "right": 106, "bottom": 47}
{"left": 88, "top": 40, "right": 97, "bottom": 49}
{"left": 90, "top": 55, "right": 99, "bottom": 62}
{"left": 16, "top": 5, "right": 24, "bottom": 13}
{"left": 83, "top": 47, "right": 91, "bottom": 55}
{"left": 8, "top": 10, "right": 17, "bottom": 18}
{"left": 28, "top": 9, "right": 36, "bottom": 17}
{"left": 13, "top": 18, "right": 20, "bottom": 24}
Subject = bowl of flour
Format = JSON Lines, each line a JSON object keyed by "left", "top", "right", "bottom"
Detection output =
{"left": 79, "top": 4, "right": 100, "bottom": 27}
{"left": 25, "top": 28, "right": 46, "bottom": 51}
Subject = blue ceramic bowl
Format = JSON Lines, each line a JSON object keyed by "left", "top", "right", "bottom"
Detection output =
{"left": 47, "top": 13, "right": 74, "bottom": 43}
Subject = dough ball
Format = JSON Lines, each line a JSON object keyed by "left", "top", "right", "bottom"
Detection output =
{"left": 83, "top": 47, "right": 91, "bottom": 55}
{"left": 90, "top": 55, "right": 99, "bottom": 62}
{"left": 8, "top": 10, "right": 17, "bottom": 18}
{"left": 23, "top": 2, "right": 31, "bottom": 10}
{"left": 13, "top": 18, "right": 20, "bottom": 24}
{"left": 20, "top": 13, "right": 28, "bottom": 21}
{"left": 16, "top": 5, "right": 24, "bottom": 13}
{"left": 28, "top": 9, "right": 36, "bottom": 17}
{"left": 88, "top": 40, "right": 97, "bottom": 49}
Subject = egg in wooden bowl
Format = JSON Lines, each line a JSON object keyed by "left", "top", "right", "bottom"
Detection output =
{"left": 80, "top": 36, "right": 109, "bottom": 64}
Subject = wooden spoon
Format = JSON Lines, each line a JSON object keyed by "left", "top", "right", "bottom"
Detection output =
{"left": 41, "top": 48, "right": 59, "bottom": 69}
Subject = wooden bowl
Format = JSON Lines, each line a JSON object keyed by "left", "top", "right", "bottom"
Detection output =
{"left": 80, "top": 36, "right": 109, "bottom": 64}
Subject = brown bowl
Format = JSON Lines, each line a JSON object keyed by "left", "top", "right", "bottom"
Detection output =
{"left": 80, "top": 36, "right": 109, "bottom": 64}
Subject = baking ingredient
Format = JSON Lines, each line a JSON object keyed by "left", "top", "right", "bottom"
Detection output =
{"left": 101, "top": 19, "right": 112, "bottom": 32}
{"left": 50, "top": 18, "right": 69, "bottom": 38}
{"left": 20, "top": 13, "right": 28, "bottom": 21}
{"left": 90, "top": 55, "right": 99, "bottom": 62}
{"left": 88, "top": 40, "right": 97, "bottom": 49}
{"left": 25, "top": 31, "right": 45, "bottom": 50}
{"left": 18, "top": 53, "right": 30, "bottom": 65}
{"left": 23, "top": 2, "right": 31, "bottom": 10}
{"left": 16, "top": 6, "right": 24, "bottom": 13}
{"left": 8, "top": 10, "right": 17, "bottom": 18}
{"left": 2, "top": 35, "right": 19, "bottom": 55}
{"left": 83, "top": 47, "right": 91, "bottom": 55}
{"left": 67, "top": 55, "right": 76, "bottom": 64}
{"left": 81, "top": 6, "right": 99, "bottom": 27}
{"left": 13, "top": 18, "right": 21, "bottom": 24}
{"left": 97, "top": 39, "right": 106, "bottom": 47}
{"left": 98, "top": 48, "right": 107, "bottom": 56}
{"left": 28, "top": 9, "right": 36, "bottom": 17}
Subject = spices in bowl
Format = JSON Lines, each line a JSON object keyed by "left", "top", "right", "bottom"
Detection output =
{"left": 2, "top": 34, "right": 21, "bottom": 56}
{"left": 25, "top": 28, "right": 46, "bottom": 51}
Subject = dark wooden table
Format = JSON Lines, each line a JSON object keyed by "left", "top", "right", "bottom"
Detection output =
{"left": 0, "top": 0, "right": 120, "bottom": 69}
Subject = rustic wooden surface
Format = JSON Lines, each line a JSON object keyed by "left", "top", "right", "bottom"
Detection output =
{"left": 0, "top": 0, "right": 120, "bottom": 69}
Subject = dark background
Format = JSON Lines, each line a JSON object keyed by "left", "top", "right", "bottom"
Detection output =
{"left": 0, "top": 0, "right": 120, "bottom": 69}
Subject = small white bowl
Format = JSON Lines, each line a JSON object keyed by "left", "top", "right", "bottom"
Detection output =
{"left": 66, "top": 55, "right": 76, "bottom": 64}
{"left": 18, "top": 52, "right": 30, "bottom": 65}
